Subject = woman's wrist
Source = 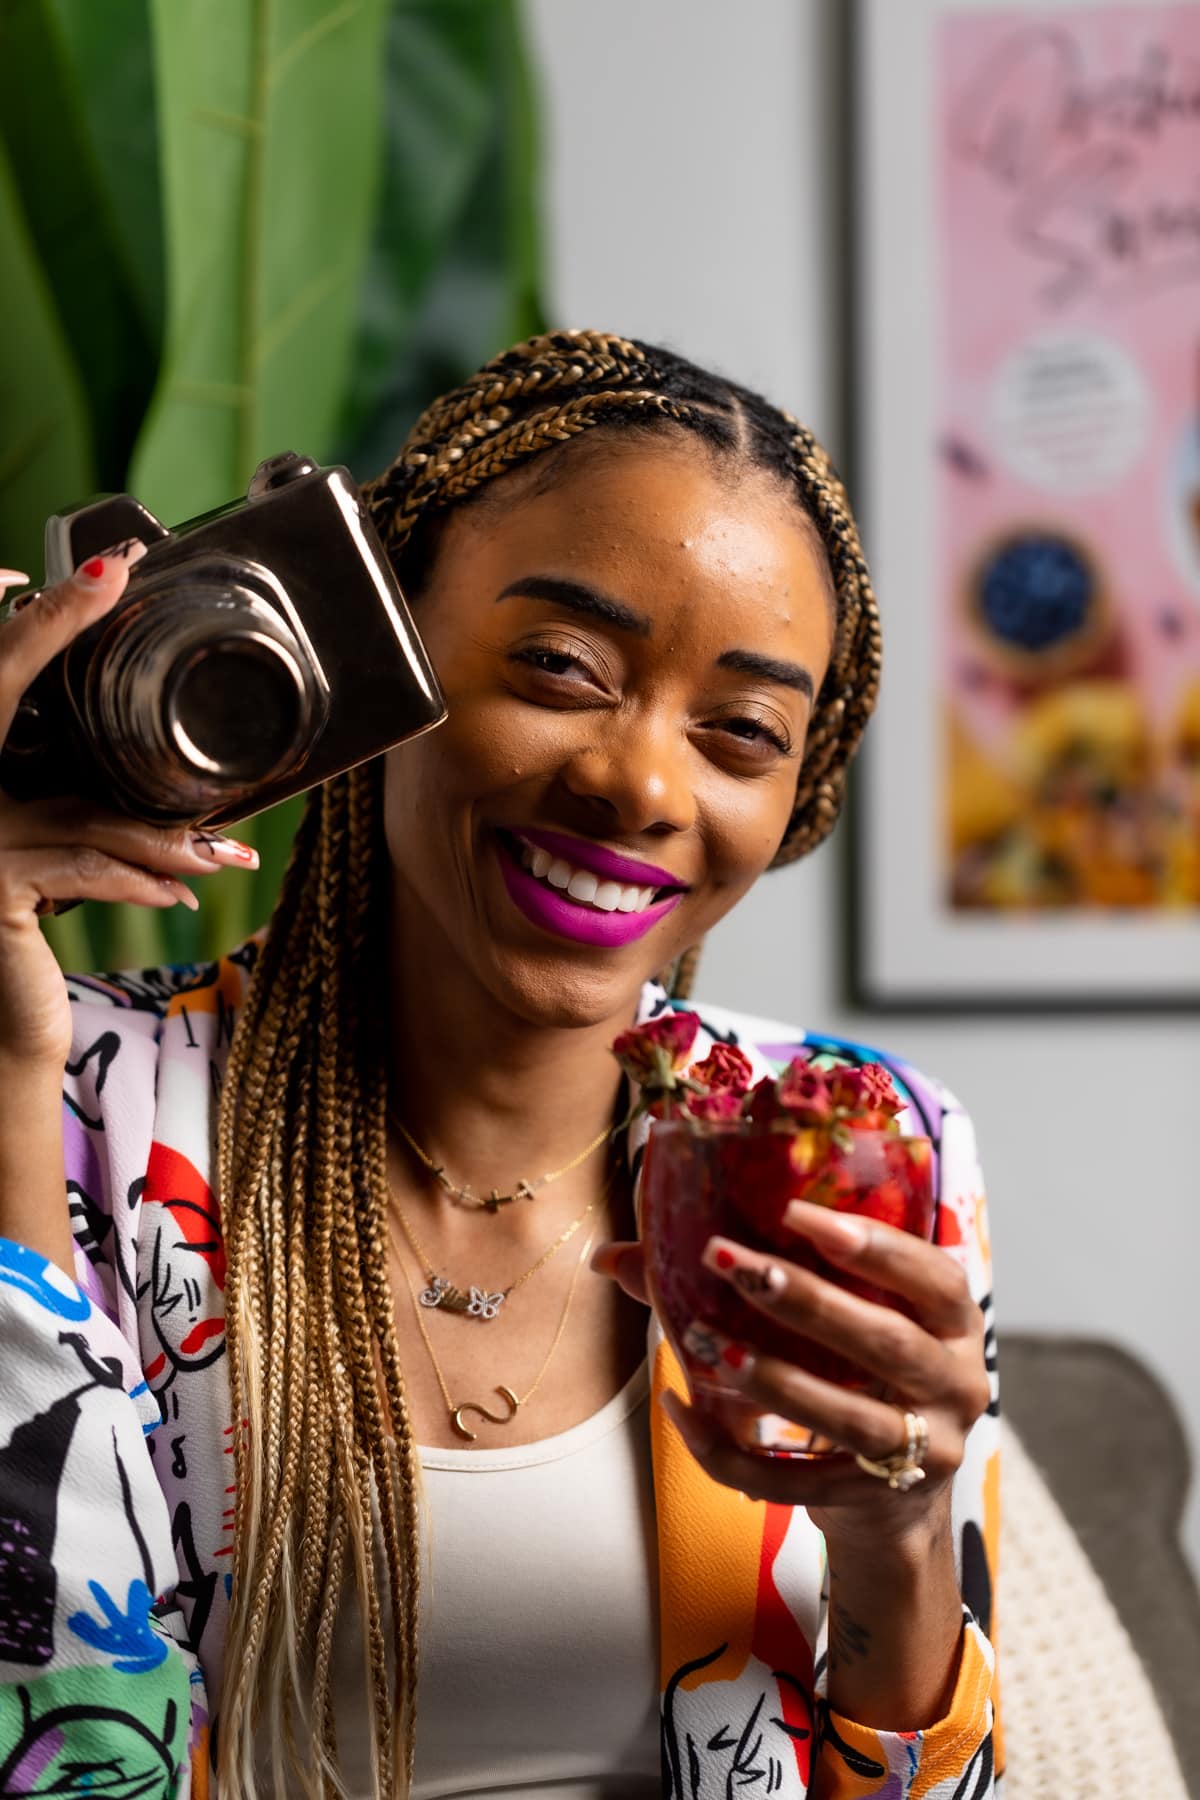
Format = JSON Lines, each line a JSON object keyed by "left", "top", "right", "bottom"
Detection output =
{"left": 821, "top": 1488, "right": 963, "bottom": 1730}
{"left": 818, "top": 1479, "right": 955, "bottom": 1563}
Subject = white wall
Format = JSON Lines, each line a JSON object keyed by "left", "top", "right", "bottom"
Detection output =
{"left": 525, "top": 0, "right": 1200, "bottom": 1571}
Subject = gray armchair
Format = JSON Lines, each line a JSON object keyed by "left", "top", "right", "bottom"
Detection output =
{"left": 999, "top": 1335, "right": 1199, "bottom": 1796}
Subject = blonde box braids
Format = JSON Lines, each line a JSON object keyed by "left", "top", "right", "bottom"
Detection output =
{"left": 216, "top": 330, "right": 881, "bottom": 1795}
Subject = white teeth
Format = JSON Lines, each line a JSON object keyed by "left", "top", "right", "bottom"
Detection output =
{"left": 511, "top": 834, "right": 668, "bottom": 915}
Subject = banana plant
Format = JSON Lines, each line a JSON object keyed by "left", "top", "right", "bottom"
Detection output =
{"left": 0, "top": 0, "right": 545, "bottom": 974}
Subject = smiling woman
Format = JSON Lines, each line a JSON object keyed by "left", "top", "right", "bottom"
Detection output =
{"left": 377, "top": 430, "right": 836, "bottom": 1028}
{"left": 0, "top": 332, "right": 997, "bottom": 1800}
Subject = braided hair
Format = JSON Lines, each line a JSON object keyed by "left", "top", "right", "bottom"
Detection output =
{"left": 216, "top": 331, "right": 881, "bottom": 1795}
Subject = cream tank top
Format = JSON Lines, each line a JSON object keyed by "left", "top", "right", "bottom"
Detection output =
{"left": 323, "top": 1359, "right": 662, "bottom": 1798}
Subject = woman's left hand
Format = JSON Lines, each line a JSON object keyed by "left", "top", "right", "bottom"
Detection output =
{"left": 592, "top": 1198, "right": 991, "bottom": 1544}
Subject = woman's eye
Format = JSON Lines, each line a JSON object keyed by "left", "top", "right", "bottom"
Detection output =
{"left": 519, "top": 648, "right": 583, "bottom": 677}
{"left": 714, "top": 716, "right": 793, "bottom": 756}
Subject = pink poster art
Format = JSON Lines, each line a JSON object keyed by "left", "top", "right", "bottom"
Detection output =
{"left": 938, "top": 5, "right": 1200, "bottom": 913}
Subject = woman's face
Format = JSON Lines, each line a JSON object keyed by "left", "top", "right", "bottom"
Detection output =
{"left": 382, "top": 437, "right": 836, "bottom": 1027}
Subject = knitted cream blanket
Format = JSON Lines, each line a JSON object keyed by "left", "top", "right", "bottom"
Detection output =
{"left": 999, "top": 1419, "right": 1187, "bottom": 1798}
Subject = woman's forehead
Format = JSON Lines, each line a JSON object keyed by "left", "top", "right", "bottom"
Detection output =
{"left": 448, "top": 439, "right": 835, "bottom": 637}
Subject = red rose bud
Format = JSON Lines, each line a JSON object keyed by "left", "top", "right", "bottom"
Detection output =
{"left": 689, "top": 1042, "right": 753, "bottom": 1096}
{"left": 684, "top": 1087, "right": 746, "bottom": 1122}
{"left": 746, "top": 1074, "right": 785, "bottom": 1124}
{"left": 775, "top": 1058, "right": 834, "bottom": 1122}
{"left": 611, "top": 1011, "right": 702, "bottom": 1119}
{"left": 858, "top": 1062, "right": 903, "bottom": 1116}
{"left": 611, "top": 1011, "right": 700, "bottom": 1085}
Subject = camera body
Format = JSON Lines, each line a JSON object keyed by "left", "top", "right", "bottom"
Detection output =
{"left": 0, "top": 453, "right": 446, "bottom": 828}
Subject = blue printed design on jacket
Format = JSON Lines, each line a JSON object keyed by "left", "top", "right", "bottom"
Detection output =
{"left": 68, "top": 1578, "right": 168, "bottom": 1675}
{"left": 0, "top": 1239, "right": 90, "bottom": 1322}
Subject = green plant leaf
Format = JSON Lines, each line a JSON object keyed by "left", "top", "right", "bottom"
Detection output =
{"left": 48, "top": 0, "right": 166, "bottom": 360}
{"left": 491, "top": 0, "right": 544, "bottom": 346}
{"left": 0, "top": 136, "right": 93, "bottom": 580}
{"left": 129, "top": 0, "right": 391, "bottom": 524}
{"left": 335, "top": 0, "right": 497, "bottom": 458}
{"left": 0, "top": 0, "right": 158, "bottom": 489}
{"left": 337, "top": 0, "right": 546, "bottom": 480}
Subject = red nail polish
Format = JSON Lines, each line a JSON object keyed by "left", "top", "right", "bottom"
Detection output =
{"left": 80, "top": 557, "right": 106, "bottom": 580}
{"left": 715, "top": 1248, "right": 736, "bottom": 1271}
{"left": 721, "top": 1342, "right": 748, "bottom": 1370}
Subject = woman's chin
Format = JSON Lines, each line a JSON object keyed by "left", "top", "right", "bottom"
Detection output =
{"left": 474, "top": 941, "right": 661, "bottom": 1032}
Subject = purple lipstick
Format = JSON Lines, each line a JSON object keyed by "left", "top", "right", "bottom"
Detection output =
{"left": 513, "top": 826, "right": 684, "bottom": 891}
{"left": 494, "top": 828, "right": 686, "bottom": 948}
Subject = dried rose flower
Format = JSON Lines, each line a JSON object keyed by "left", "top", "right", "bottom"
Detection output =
{"left": 774, "top": 1059, "right": 834, "bottom": 1122}
{"left": 683, "top": 1087, "right": 746, "bottom": 1123}
{"left": 858, "top": 1062, "right": 904, "bottom": 1117}
{"left": 689, "top": 1042, "right": 754, "bottom": 1096}
{"left": 611, "top": 1011, "right": 701, "bottom": 1118}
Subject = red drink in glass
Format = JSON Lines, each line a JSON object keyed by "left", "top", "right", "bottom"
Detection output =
{"left": 639, "top": 1118, "right": 935, "bottom": 1455}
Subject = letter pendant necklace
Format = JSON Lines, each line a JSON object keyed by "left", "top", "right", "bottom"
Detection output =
{"left": 391, "top": 1187, "right": 597, "bottom": 1321}
{"left": 392, "top": 1204, "right": 604, "bottom": 1441}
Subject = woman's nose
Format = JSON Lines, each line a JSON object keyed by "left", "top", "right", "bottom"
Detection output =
{"left": 561, "top": 713, "right": 697, "bottom": 837}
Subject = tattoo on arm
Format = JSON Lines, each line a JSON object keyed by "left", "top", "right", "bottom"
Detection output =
{"left": 828, "top": 1605, "right": 872, "bottom": 1671}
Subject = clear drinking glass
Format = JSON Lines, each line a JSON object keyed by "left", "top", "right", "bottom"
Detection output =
{"left": 638, "top": 1118, "right": 935, "bottom": 1455}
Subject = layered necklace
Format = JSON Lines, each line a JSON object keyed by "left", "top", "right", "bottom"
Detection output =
{"left": 390, "top": 1185, "right": 598, "bottom": 1321}
{"left": 392, "top": 1199, "right": 606, "bottom": 1442}
{"left": 387, "top": 1113, "right": 622, "bottom": 1440}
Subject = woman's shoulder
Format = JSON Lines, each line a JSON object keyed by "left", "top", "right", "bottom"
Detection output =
{"left": 66, "top": 930, "right": 266, "bottom": 1032}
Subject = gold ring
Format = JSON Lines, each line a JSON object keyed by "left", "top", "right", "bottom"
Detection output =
{"left": 853, "top": 1410, "right": 929, "bottom": 1492}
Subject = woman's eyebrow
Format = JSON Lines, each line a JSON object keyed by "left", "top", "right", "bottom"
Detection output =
{"left": 495, "top": 575, "right": 653, "bottom": 637}
{"left": 716, "top": 648, "right": 814, "bottom": 702}
{"left": 496, "top": 575, "right": 814, "bottom": 699}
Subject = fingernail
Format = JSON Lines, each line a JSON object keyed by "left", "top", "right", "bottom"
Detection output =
{"left": 783, "top": 1200, "right": 867, "bottom": 1248}
{"left": 75, "top": 539, "right": 148, "bottom": 582}
{"left": 701, "top": 1236, "right": 788, "bottom": 1296}
{"left": 190, "top": 831, "right": 260, "bottom": 870}
{"left": 161, "top": 878, "right": 200, "bottom": 912}
{"left": 101, "top": 537, "right": 148, "bottom": 565}
{"left": 682, "top": 1317, "right": 755, "bottom": 1382}
{"left": 0, "top": 569, "right": 29, "bottom": 595}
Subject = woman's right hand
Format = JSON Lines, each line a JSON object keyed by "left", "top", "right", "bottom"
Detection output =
{"left": 0, "top": 542, "right": 259, "bottom": 1072}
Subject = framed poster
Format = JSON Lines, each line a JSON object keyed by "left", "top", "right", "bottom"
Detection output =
{"left": 854, "top": 0, "right": 1200, "bottom": 1008}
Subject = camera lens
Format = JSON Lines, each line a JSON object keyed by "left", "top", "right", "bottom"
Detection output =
{"left": 168, "top": 637, "right": 308, "bottom": 780}
{"left": 86, "top": 572, "right": 327, "bottom": 819}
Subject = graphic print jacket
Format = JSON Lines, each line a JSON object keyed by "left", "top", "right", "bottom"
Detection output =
{"left": 0, "top": 938, "right": 1000, "bottom": 1797}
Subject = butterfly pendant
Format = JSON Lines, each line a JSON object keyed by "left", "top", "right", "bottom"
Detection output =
{"left": 419, "top": 1276, "right": 506, "bottom": 1321}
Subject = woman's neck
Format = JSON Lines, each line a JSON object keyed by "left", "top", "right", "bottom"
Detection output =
{"left": 384, "top": 911, "right": 642, "bottom": 1186}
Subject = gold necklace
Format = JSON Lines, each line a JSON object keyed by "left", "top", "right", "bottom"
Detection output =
{"left": 389, "top": 1109, "right": 612, "bottom": 1212}
{"left": 395, "top": 1216, "right": 602, "bottom": 1441}
{"left": 390, "top": 1184, "right": 599, "bottom": 1322}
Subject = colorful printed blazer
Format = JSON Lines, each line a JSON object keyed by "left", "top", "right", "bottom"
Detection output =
{"left": 0, "top": 938, "right": 1000, "bottom": 1797}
